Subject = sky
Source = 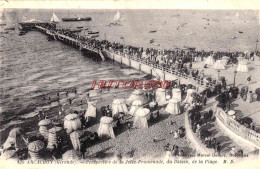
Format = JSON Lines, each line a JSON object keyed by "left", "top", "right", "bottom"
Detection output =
{"left": 0, "top": 0, "right": 260, "bottom": 9}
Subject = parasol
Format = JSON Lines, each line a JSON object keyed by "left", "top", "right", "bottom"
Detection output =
{"left": 64, "top": 113, "right": 78, "bottom": 121}
{"left": 227, "top": 110, "right": 236, "bottom": 116}
{"left": 132, "top": 100, "right": 143, "bottom": 106}
{"left": 64, "top": 113, "right": 81, "bottom": 133}
{"left": 135, "top": 108, "right": 150, "bottom": 117}
{"left": 38, "top": 119, "right": 51, "bottom": 126}
{"left": 112, "top": 98, "right": 128, "bottom": 116}
{"left": 28, "top": 140, "right": 45, "bottom": 152}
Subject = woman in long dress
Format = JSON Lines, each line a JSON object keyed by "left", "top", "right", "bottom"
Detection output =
{"left": 84, "top": 99, "right": 97, "bottom": 123}
{"left": 183, "top": 88, "right": 195, "bottom": 105}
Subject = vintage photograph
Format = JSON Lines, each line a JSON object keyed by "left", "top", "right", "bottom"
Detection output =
{"left": 0, "top": 0, "right": 259, "bottom": 168}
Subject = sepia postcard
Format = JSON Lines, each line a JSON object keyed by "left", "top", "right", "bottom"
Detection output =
{"left": 0, "top": 0, "right": 260, "bottom": 169}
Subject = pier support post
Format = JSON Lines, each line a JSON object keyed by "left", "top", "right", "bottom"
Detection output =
{"left": 129, "top": 59, "right": 131, "bottom": 66}
{"left": 150, "top": 69, "right": 152, "bottom": 77}
{"left": 121, "top": 56, "right": 122, "bottom": 66}
{"left": 139, "top": 63, "right": 141, "bottom": 71}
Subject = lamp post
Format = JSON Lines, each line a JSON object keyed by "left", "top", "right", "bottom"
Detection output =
{"left": 233, "top": 70, "right": 237, "bottom": 87}
{"left": 256, "top": 39, "right": 259, "bottom": 53}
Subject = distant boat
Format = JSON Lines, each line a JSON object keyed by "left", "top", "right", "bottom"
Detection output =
{"left": 50, "top": 13, "right": 60, "bottom": 23}
{"left": 114, "top": 11, "right": 121, "bottom": 22}
{"left": 0, "top": 23, "right": 6, "bottom": 26}
{"left": 77, "top": 26, "right": 83, "bottom": 29}
{"left": 238, "top": 31, "right": 243, "bottom": 34}
{"left": 0, "top": 31, "right": 9, "bottom": 34}
{"left": 4, "top": 27, "right": 15, "bottom": 31}
{"left": 149, "top": 30, "right": 157, "bottom": 33}
{"left": 183, "top": 46, "right": 196, "bottom": 50}
{"left": 151, "top": 42, "right": 160, "bottom": 46}
{"left": 62, "top": 17, "right": 92, "bottom": 22}
{"left": 150, "top": 39, "right": 155, "bottom": 43}
{"left": 70, "top": 29, "right": 82, "bottom": 33}
{"left": 88, "top": 31, "right": 99, "bottom": 34}
{"left": 231, "top": 36, "right": 237, "bottom": 39}
{"left": 90, "top": 34, "right": 99, "bottom": 38}
{"left": 109, "top": 11, "right": 122, "bottom": 26}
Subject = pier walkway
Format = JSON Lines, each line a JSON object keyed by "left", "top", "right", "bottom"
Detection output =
{"left": 31, "top": 25, "right": 215, "bottom": 91}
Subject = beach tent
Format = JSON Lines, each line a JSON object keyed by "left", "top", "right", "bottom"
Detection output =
{"left": 38, "top": 119, "right": 51, "bottom": 140}
{"left": 213, "top": 60, "right": 226, "bottom": 70}
{"left": 97, "top": 116, "right": 115, "bottom": 139}
{"left": 112, "top": 99, "right": 128, "bottom": 117}
{"left": 126, "top": 90, "right": 148, "bottom": 105}
{"left": 129, "top": 100, "right": 143, "bottom": 116}
{"left": 47, "top": 127, "right": 62, "bottom": 150}
{"left": 156, "top": 88, "right": 167, "bottom": 106}
{"left": 133, "top": 108, "right": 150, "bottom": 129}
{"left": 205, "top": 55, "right": 214, "bottom": 65}
{"left": 69, "top": 131, "right": 81, "bottom": 151}
{"left": 183, "top": 88, "right": 196, "bottom": 104}
{"left": 236, "top": 58, "right": 248, "bottom": 72}
{"left": 28, "top": 140, "right": 45, "bottom": 160}
{"left": 221, "top": 56, "right": 229, "bottom": 66}
{"left": 64, "top": 113, "right": 81, "bottom": 134}
{"left": 2, "top": 128, "right": 25, "bottom": 151}
{"left": 172, "top": 88, "right": 182, "bottom": 101}
{"left": 165, "top": 98, "right": 181, "bottom": 115}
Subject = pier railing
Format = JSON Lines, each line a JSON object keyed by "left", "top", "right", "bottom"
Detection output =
{"left": 107, "top": 49, "right": 216, "bottom": 89}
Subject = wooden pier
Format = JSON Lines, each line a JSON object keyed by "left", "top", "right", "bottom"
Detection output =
{"left": 24, "top": 24, "right": 211, "bottom": 90}
{"left": 35, "top": 25, "right": 106, "bottom": 61}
